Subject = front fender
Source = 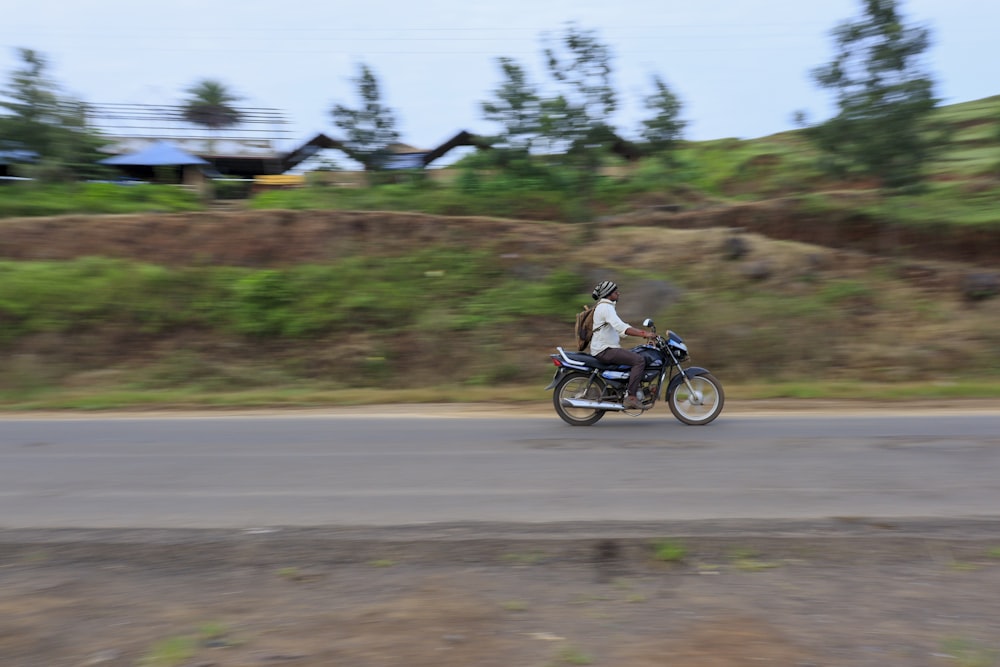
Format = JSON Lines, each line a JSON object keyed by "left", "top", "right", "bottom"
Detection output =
{"left": 666, "top": 367, "right": 712, "bottom": 394}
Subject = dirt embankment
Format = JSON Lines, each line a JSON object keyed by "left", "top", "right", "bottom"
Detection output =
{"left": 0, "top": 203, "right": 998, "bottom": 267}
{"left": 617, "top": 200, "right": 1000, "bottom": 267}
{"left": 0, "top": 210, "right": 569, "bottom": 267}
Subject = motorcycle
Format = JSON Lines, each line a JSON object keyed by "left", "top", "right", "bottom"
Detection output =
{"left": 545, "top": 319, "right": 724, "bottom": 426}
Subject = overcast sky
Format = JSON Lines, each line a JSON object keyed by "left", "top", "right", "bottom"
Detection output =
{"left": 2, "top": 0, "right": 997, "bottom": 158}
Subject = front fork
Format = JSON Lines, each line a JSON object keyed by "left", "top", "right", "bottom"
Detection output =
{"left": 665, "top": 366, "right": 713, "bottom": 405}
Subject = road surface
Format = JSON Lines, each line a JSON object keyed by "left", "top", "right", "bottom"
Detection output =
{"left": 2, "top": 407, "right": 999, "bottom": 529}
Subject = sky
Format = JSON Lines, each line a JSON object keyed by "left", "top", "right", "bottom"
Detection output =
{"left": 2, "top": 0, "right": 997, "bottom": 163}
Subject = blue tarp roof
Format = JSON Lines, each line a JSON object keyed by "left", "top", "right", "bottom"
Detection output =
{"left": 99, "top": 141, "right": 209, "bottom": 166}
{"left": 0, "top": 149, "right": 37, "bottom": 164}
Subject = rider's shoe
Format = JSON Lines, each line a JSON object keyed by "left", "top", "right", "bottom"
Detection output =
{"left": 623, "top": 396, "right": 643, "bottom": 410}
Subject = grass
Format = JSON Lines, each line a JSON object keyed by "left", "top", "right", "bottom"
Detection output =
{"left": 0, "top": 384, "right": 545, "bottom": 411}
{"left": 652, "top": 539, "right": 687, "bottom": 563}
{"left": 727, "top": 380, "right": 1000, "bottom": 401}
{"left": 551, "top": 645, "right": 594, "bottom": 666}
{"left": 939, "top": 638, "right": 999, "bottom": 667}
{"left": 500, "top": 551, "right": 548, "bottom": 565}
{"left": 501, "top": 600, "right": 529, "bottom": 611}
{"left": 1, "top": 377, "right": 999, "bottom": 412}
{"left": 138, "top": 623, "right": 234, "bottom": 666}
{"left": 949, "top": 560, "right": 981, "bottom": 572}
{"left": 729, "top": 548, "right": 781, "bottom": 572}
{"left": 139, "top": 636, "right": 197, "bottom": 667}
{"left": 0, "top": 182, "right": 202, "bottom": 217}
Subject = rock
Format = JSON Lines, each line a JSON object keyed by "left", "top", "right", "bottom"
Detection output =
{"left": 960, "top": 272, "right": 1000, "bottom": 301}
{"left": 741, "top": 260, "right": 774, "bottom": 282}
{"left": 721, "top": 235, "right": 750, "bottom": 260}
{"left": 625, "top": 279, "right": 683, "bottom": 322}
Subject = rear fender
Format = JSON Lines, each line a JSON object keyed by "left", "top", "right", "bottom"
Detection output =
{"left": 545, "top": 347, "right": 596, "bottom": 390}
{"left": 544, "top": 367, "right": 568, "bottom": 391}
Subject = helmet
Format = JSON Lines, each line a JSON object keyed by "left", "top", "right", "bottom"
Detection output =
{"left": 592, "top": 280, "right": 618, "bottom": 300}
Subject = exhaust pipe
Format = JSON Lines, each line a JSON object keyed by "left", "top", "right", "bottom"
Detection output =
{"left": 561, "top": 398, "right": 626, "bottom": 411}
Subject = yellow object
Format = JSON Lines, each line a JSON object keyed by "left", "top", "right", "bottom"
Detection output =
{"left": 254, "top": 174, "right": 305, "bottom": 186}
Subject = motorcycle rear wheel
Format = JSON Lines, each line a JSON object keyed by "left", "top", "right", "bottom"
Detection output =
{"left": 553, "top": 373, "right": 607, "bottom": 426}
{"left": 668, "top": 373, "right": 724, "bottom": 425}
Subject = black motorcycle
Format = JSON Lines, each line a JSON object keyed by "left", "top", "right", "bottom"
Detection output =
{"left": 545, "top": 319, "right": 724, "bottom": 426}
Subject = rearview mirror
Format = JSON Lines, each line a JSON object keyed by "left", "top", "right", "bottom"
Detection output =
{"left": 642, "top": 318, "right": 655, "bottom": 328}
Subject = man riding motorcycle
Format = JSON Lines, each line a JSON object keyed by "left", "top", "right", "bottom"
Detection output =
{"left": 589, "top": 280, "right": 656, "bottom": 410}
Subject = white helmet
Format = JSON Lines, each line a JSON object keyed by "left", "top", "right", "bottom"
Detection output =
{"left": 592, "top": 280, "right": 618, "bottom": 300}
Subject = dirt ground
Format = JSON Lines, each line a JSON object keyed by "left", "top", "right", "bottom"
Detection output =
{"left": 2, "top": 519, "right": 1000, "bottom": 667}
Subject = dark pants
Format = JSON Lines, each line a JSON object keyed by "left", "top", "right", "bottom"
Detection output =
{"left": 595, "top": 347, "right": 646, "bottom": 398}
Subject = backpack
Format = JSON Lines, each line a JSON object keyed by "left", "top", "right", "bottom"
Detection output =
{"left": 575, "top": 305, "right": 597, "bottom": 351}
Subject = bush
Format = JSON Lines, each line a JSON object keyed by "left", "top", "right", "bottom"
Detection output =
{"left": 0, "top": 255, "right": 584, "bottom": 343}
{"left": 0, "top": 182, "right": 202, "bottom": 217}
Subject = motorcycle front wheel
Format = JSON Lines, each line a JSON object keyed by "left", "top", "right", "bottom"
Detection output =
{"left": 668, "top": 373, "right": 725, "bottom": 425}
{"left": 553, "top": 373, "right": 607, "bottom": 426}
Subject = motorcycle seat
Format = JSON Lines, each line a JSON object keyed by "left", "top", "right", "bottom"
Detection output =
{"left": 561, "top": 351, "right": 622, "bottom": 371}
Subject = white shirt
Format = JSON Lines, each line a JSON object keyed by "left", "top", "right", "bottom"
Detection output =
{"left": 589, "top": 298, "right": 632, "bottom": 355}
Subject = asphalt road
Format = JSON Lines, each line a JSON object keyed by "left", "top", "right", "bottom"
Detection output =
{"left": 1, "top": 408, "right": 999, "bottom": 529}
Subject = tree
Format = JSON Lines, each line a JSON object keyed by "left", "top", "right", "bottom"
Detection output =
{"left": 532, "top": 24, "right": 621, "bottom": 220}
{"left": 807, "top": 0, "right": 939, "bottom": 189}
{"left": 539, "top": 23, "right": 618, "bottom": 158}
{"left": 181, "top": 78, "right": 243, "bottom": 158}
{"left": 639, "top": 75, "right": 686, "bottom": 158}
{"left": 475, "top": 24, "right": 686, "bottom": 218}
{"left": 181, "top": 79, "right": 243, "bottom": 131}
{"left": 480, "top": 57, "right": 541, "bottom": 155}
{"left": 0, "top": 47, "right": 105, "bottom": 180}
{"left": 331, "top": 64, "right": 400, "bottom": 171}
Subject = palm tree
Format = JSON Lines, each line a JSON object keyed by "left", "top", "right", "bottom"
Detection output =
{"left": 181, "top": 79, "right": 243, "bottom": 154}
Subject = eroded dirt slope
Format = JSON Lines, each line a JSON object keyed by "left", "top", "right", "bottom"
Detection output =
{"left": 1, "top": 205, "right": 998, "bottom": 267}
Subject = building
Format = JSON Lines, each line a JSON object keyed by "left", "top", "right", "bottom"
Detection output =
{"left": 91, "top": 103, "right": 492, "bottom": 178}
